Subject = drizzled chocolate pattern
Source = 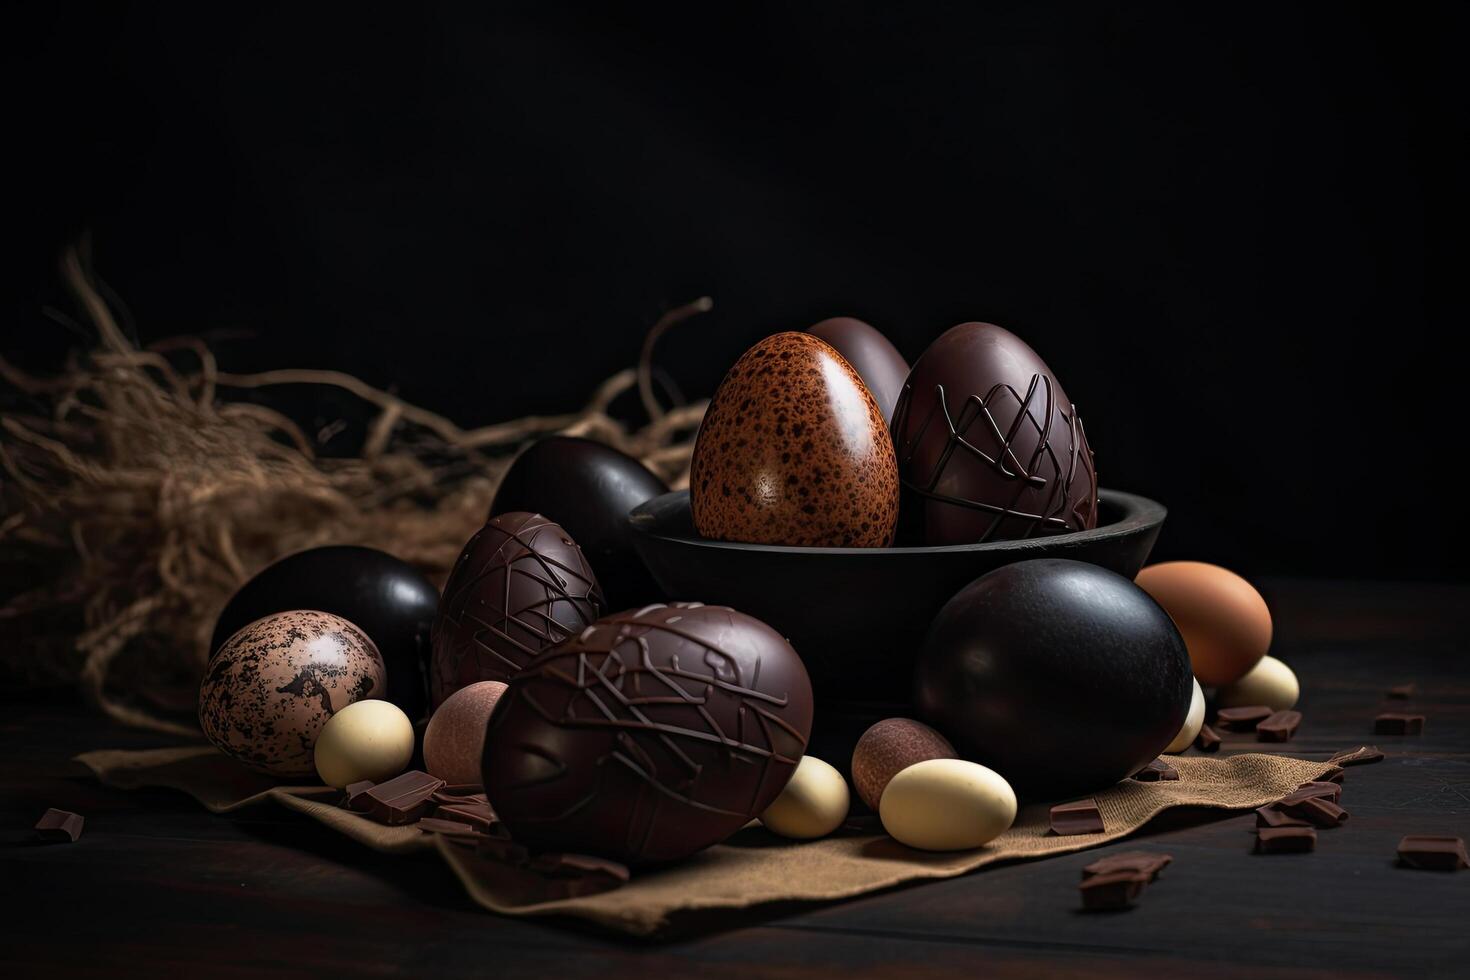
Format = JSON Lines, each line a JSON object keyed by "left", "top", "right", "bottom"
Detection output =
{"left": 198, "top": 610, "right": 385, "bottom": 778}
{"left": 483, "top": 602, "right": 814, "bottom": 864}
{"left": 431, "top": 512, "right": 603, "bottom": 708}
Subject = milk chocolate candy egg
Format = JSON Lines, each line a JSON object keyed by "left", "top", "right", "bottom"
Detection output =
{"left": 851, "top": 717, "right": 956, "bottom": 811}
{"left": 1134, "top": 561, "right": 1272, "bottom": 687}
{"left": 211, "top": 546, "right": 438, "bottom": 721}
{"left": 914, "top": 559, "right": 1191, "bottom": 800}
{"left": 484, "top": 603, "right": 814, "bottom": 864}
{"left": 691, "top": 332, "right": 900, "bottom": 547}
{"left": 489, "top": 437, "right": 667, "bottom": 610}
{"left": 423, "top": 680, "right": 507, "bottom": 785}
{"left": 891, "top": 322, "right": 1098, "bottom": 545}
{"left": 431, "top": 512, "right": 602, "bottom": 709}
{"left": 200, "top": 611, "right": 386, "bottom": 778}
{"left": 807, "top": 317, "right": 910, "bottom": 424}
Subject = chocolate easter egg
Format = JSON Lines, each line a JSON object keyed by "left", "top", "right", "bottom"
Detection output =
{"left": 807, "top": 317, "right": 910, "bottom": 424}
{"left": 691, "top": 332, "right": 900, "bottom": 547}
{"left": 891, "top": 322, "right": 1098, "bottom": 545}
{"left": 211, "top": 546, "right": 438, "bottom": 721}
{"left": 200, "top": 610, "right": 386, "bottom": 778}
{"left": 423, "top": 680, "right": 507, "bottom": 785}
{"left": 490, "top": 437, "right": 668, "bottom": 610}
{"left": 430, "top": 511, "right": 603, "bottom": 709}
{"left": 484, "top": 602, "right": 814, "bottom": 864}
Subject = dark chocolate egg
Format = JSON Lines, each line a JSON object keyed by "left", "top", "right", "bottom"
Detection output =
{"left": 484, "top": 602, "right": 814, "bottom": 864}
{"left": 431, "top": 511, "right": 603, "bottom": 709}
{"left": 211, "top": 546, "right": 439, "bottom": 721}
{"left": 807, "top": 317, "right": 909, "bottom": 424}
{"left": 690, "top": 332, "right": 900, "bottom": 547}
{"left": 200, "top": 610, "right": 386, "bottom": 778}
{"left": 489, "top": 437, "right": 667, "bottom": 610}
{"left": 913, "top": 559, "right": 1191, "bottom": 801}
{"left": 891, "top": 322, "right": 1098, "bottom": 545}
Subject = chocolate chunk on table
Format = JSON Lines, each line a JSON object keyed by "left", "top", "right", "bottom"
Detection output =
{"left": 1050, "top": 799, "right": 1105, "bottom": 836}
{"left": 1131, "top": 758, "right": 1179, "bottom": 782}
{"left": 1256, "top": 826, "right": 1316, "bottom": 854}
{"left": 1385, "top": 683, "right": 1415, "bottom": 700}
{"left": 34, "top": 808, "right": 84, "bottom": 842}
{"left": 343, "top": 780, "right": 376, "bottom": 812}
{"left": 432, "top": 800, "right": 500, "bottom": 835}
{"left": 1079, "top": 870, "right": 1151, "bottom": 910}
{"left": 1194, "top": 723, "right": 1221, "bottom": 753}
{"left": 431, "top": 785, "right": 487, "bottom": 807}
{"left": 418, "top": 816, "right": 484, "bottom": 839}
{"left": 1329, "top": 745, "right": 1385, "bottom": 767}
{"left": 1081, "top": 851, "right": 1172, "bottom": 881}
{"left": 1373, "top": 713, "right": 1425, "bottom": 735}
{"left": 1216, "top": 705, "right": 1274, "bottom": 731}
{"left": 1256, "top": 806, "right": 1312, "bottom": 829}
{"left": 1257, "top": 710, "right": 1302, "bottom": 742}
{"left": 1279, "top": 781, "right": 1342, "bottom": 806}
{"left": 1397, "top": 835, "right": 1469, "bottom": 871}
{"left": 362, "top": 771, "right": 445, "bottom": 825}
{"left": 1279, "top": 796, "right": 1349, "bottom": 828}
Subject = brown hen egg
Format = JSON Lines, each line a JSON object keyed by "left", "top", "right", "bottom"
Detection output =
{"left": 1134, "top": 561, "right": 1272, "bottom": 687}
{"left": 690, "top": 332, "right": 900, "bottom": 547}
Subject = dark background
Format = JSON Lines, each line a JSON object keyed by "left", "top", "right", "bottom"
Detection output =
{"left": 7, "top": 2, "right": 1464, "bottom": 580}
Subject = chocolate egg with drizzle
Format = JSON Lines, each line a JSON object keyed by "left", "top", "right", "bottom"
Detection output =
{"left": 483, "top": 602, "right": 814, "bottom": 864}
{"left": 891, "top": 322, "right": 1098, "bottom": 545}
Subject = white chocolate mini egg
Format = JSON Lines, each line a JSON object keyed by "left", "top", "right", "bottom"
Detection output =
{"left": 879, "top": 758, "right": 1017, "bottom": 851}
{"left": 1165, "top": 678, "right": 1206, "bottom": 753}
{"left": 1216, "top": 655, "right": 1299, "bottom": 711}
{"left": 313, "top": 699, "right": 415, "bottom": 789}
{"left": 760, "top": 756, "right": 850, "bottom": 839}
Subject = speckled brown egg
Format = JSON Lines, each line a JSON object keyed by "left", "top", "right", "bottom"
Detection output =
{"left": 691, "top": 332, "right": 900, "bottom": 547}
{"left": 851, "top": 717, "right": 957, "bottom": 811}
{"left": 199, "top": 610, "right": 387, "bottom": 778}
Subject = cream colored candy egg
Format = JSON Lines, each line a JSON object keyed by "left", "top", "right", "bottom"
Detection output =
{"left": 1165, "top": 677, "right": 1206, "bottom": 754}
{"left": 879, "top": 758, "right": 1017, "bottom": 851}
{"left": 761, "top": 756, "right": 850, "bottom": 839}
{"left": 1216, "top": 655, "right": 1299, "bottom": 711}
{"left": 313, "top": 699, "right": 416, "bottom": 789}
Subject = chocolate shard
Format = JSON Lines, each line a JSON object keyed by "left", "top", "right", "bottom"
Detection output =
{"left": 1385, "top": 683, "right": 1416, "bottom": 700}
{"left": 1194, "top": 723, "right": 1221, "bottom": 753}
{"left": 432, "top": 801, "right": 499, "bottom": 835}
{"left": 1373, "top": 713, "right": 1425, "bottom": 736}
{"left": 527, "top": 852, "right": 632, "bottom": 882}
{"left": 343, "top": 780, "right": 376, "bottom": 812}
{"left": 34, "top": 808, "right": 84, "bottom": 843}
{"left": 363, "top": 770, "right": 445, "bottom": 826}
{"left": 1131, "top": 758, "right": 1179, "bottom": 782}
{"left": 1081, "top": 851, "right": 1172, "bottom": 881}
{"left": 1328, "top": 745, "right": 1384, "bottom": 767}
{"left": 1256, "top": 805, "right": 1311, "bottom": 828}
{"left": 1216, "top": 705, "right": 1274, "bottom": 731}
{"left": 1279, "top": 782, "right": 1343, "bottom": 806}
{"left": 431, "top": 787, "right": 489, "bottom": 808}
{"left": 1050, "top": 799, "right": 1105, "bottom": 836}
{"left": 1279, "top": 796, "right": 1349, "bottom": 828}
{"left": 1257, "top": 710, "right": 1302, "bottom": 742}
{"left": 1256, "top": 826, "right": 1316, "bottom": 853}
{"left": 1397, "top": 835, "right": 1469, "bottom": 871}
{"left": 1079, "top": 869, "right": 1151, "bottom": 910}
{"left": 417, "top": 817, "right": 483, "bottom": 840}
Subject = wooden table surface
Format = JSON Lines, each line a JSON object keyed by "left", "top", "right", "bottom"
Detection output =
{"left": 4, "top": 579, "right": 1468, "bottom": 978}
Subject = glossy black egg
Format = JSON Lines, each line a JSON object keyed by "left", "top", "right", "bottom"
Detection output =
{"left": 489, "top": 437, "right": 668, "bottom": 609}
{"left": 913, "top": 558, "right": 1191, "bottom": 801}
{"left": 211, "top": 546, "right": 440, "bottom": 721}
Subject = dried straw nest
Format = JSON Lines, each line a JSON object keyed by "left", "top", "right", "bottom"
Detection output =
{"left": 0, "top": 245, "right": 708, "bottom": 734}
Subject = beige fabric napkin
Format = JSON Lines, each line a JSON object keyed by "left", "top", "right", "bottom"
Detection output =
{"left": 77, "top": 746, "right": 1334, "bottom": 935}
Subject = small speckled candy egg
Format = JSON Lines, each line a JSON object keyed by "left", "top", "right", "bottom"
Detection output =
{"left": 313, "top": 699, "right": 415, "bottom": 788}
{"left": 851, "top": 717, "right": 957, "bottom": 811}
{"left": 879, "top": 759, "right": 1017, "bottom": 851}
{"left": 690, "top": 332, "right": 900, "bottom": 547}
{"left": 1164, "top": 678, "right": 1206, "bottom": 754}
{"left": 1217, "top": 655, "right": 1299, "bottom": 711}
{"left": 1134, "top": 561, "right": 1272, "bottom": 687}
{"left": 761, "top": 756, "right": 850, "bottom": 839}
{"left": 423, "top": 680, "right": 507, "bottom": 785}
{"left": 199, "top": 610, "right": 386, "bottom": 778}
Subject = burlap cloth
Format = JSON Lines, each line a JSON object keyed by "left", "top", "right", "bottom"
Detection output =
{"left": 76, "top": 746, "right": 1333, "bottom": 935}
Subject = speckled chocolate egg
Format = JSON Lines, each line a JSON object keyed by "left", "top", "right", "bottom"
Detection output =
{"left": 851, "top": 717, "right": 957, "bottom": 811}
{"left": 691, "top": 332, "right": 900, "bottom": 547}
{"left": 891, "top": 322, "right": 1098, "bottom": 545}
{"left": 199, "top": 611, "right": 386, "bottom": 778}
{"left": 431, "top": 512, "right": 603, "bottom": 708}
{"left": 808, "top": 317, "right": 910, "bottom": 424}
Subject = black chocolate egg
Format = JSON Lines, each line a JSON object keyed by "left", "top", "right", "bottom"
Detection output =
{"left": 807, "top": 316, "right": 910, "bottom": 424}
{"left": 913, "top": 559, "right": 1191, "bottom": 801}
{"left": 489, "top": 437, "right": 668, "bottom": 610}
{"left": 891, "top": 322, "right": 1098, "bottom": 545}
{"left": 211, "top": 546, "right": 439, "bottom": 721}
{"left": 431, "top": 512, "right": 603, "bottom": 709}
{"left": 483, "top": 602, "right": 814, "bottom": 864}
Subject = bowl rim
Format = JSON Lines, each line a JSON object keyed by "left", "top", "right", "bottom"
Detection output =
{"left": 628, "top": 488, "right": 1165, "bottom": 558}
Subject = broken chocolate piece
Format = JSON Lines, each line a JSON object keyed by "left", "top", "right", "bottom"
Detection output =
{"left": 1328, "top": 745, "right": 1384, "bottom": 767}
{"left": 1257, "top": 710, "right": 1302, "bottom": 742}
{"left": 1050, "top": 799, "right": 1105, "bottom": 836}
{"left": 417, "top": 816, "right": 482, "bottom": 838}
{"left": 1256, "top": 806, "right": 1311, "bottom": 828}
{"left": 343, "top": 780, "right": 376, "bottom": 812}
{"left": 1279, "top": 782, "right": 1342, "bottom": 806}
{"left": 363, "top": 770, "right": 444, "bottom": 825}
{"left": 1374, "top": 713, "right": 1425, "bottom": 736}
{"left": 1131, "top": 759, "right": 1179, "bottom": 782}
{"left": 1216, "top": 705, "right": 1274, "bottom": 731}
{"left": 1079, "top": 869, "right": 1150, "bottom": 909}
{"left": 1397, "top": 835, "right": 1469, "bottom": 871}
{"left": 1256, "top": 826, "right": 1316, "bottom": 853}
{"left": 1279, "top": 796, "right": 1349, "bottom": 828}
{"left": 527, "top": 852, "right": 632, "bottom": 882}
{"left": 1194, "top": 723, "right": 1221, "bottom": 753}
{"left": 1385, "top": 683, "right": 1415, "bottom": 700}
{"left": 432, "top": 800, "right": 499, "bottom": 834}
{"left": 1081, "top": 851, "right": 1172, "bottom": 880}
{"left": 33, "top": 808, "right": 84, "bottom": 842}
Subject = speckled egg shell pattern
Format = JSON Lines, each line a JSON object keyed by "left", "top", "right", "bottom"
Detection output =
{"left": 199, "top": 610, "right": 386, "bottom": 778}
{"left": 691, "top": 332, "right": 900, "bottom": 547}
